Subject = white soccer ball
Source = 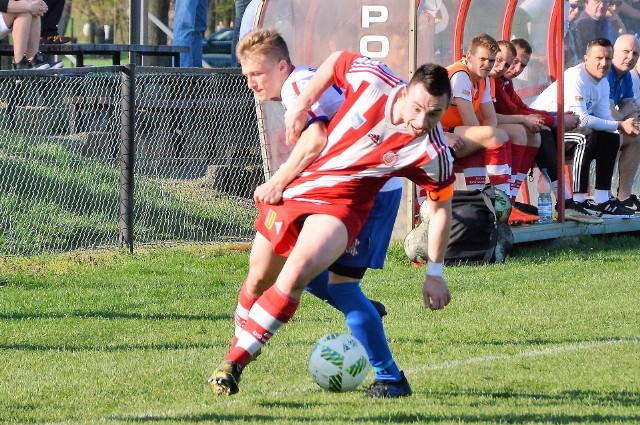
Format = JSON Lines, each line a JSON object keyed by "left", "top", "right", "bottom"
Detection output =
{"left": 308, "top": 333, "right": 369, "bottom": 392}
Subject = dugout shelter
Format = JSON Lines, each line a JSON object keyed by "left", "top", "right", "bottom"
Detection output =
{"left": 243, "top": 0, "right": 640, "bottom": 242}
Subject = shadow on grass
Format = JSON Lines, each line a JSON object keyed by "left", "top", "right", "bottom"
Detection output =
{"left": 0, "top": 311, "right": 230, "bottom": 321}
{"left": 0, "top": 342, "right": 221, "bottom": 352}
{"left": 111, "top": 411, "right": 640, "bottom": 424}
{"left": 397, "top": 335, "right": 640, "bottom": 347}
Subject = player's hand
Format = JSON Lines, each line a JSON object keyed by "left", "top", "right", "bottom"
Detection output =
{"left": 254, "top": 180, "right": 283, "bottom": 205}
{"left": 31, "top": 0, "right": 48, "bottom": 16}
{"left": 522, "top": 114, "right": 544, "bottom": 133}
{"left": 564, "top": 112, "right": 580, "bottom": 131}
{"left": 422, "top": 275, "right": 451, "bottom": 310}
{"left": 284, "top": 108, "right": 307, "bottom": 145}
{"left": 620, "top": 116, "right": 640, "bottom": 136}
{"left": 444, "top": 132, "right": 464, "bottom": 152}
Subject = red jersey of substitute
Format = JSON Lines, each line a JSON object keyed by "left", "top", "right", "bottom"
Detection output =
{"left": 255, "top": 52, "right": 455, "bottom": 256}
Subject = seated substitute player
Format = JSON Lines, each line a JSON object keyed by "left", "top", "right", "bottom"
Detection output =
{"left": 440, "top": 33, "right": 513, "bottom": 196}
{"left": 489, "top": 39, "right": 541, "bottom": 224}
{"left": 223, "top": 28, "right": 408, "bottom": 398}
{"left": 532, "top": 38, "right": 638, "bottom": 218}
{"left": 497, "top": 38, "right": 601, "bottom": 224}
{"left": 606, "top": 34, "right": 640, "bottom": 212}
{"left": 210, "top": 51, "right": 455, "bottom": 397}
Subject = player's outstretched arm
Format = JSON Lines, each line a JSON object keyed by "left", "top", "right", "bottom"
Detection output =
{"left": 254, "top": 122, "right": 328, "bottom": 204}
{"left": 422, "top": 191, "right": 452, "bottom": 310}
{"left": 285, "top": 51, "right": 343, "bottom": 145}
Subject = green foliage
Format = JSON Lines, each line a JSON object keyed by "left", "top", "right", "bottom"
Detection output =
{"left": 1, "top": 238, "right": 639, "bottom": 424}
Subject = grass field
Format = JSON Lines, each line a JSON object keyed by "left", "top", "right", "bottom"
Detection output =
{"left": 1, "top": 235, "right": 639, "bottom": 424}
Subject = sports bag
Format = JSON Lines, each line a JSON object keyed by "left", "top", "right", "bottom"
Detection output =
{"left": 444, "top": 185, "right": 513, "bottom": 265}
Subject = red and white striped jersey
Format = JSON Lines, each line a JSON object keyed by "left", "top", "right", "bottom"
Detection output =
{"left": 282, "top": 51, "right": 455, "bottom": 207}
{"left": 281, "top": 65, "right": 344, "bottom": 127}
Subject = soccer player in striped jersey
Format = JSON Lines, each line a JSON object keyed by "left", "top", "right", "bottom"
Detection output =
{"left": 221, "top": 28, "right": 408, "bottom": 398}
{"left": 210, "top": 40, "right": 455, "bottom": 397}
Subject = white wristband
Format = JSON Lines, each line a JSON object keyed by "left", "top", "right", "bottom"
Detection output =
{"left": 426, "top": 261, "right": 443, "bottom": 277}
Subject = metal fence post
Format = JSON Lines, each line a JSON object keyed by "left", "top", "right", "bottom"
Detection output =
{"left": 119, "top": 64, "right": 136, "bottom": 253}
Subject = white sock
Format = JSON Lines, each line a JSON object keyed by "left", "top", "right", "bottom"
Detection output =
{"left": 573, "top": 193, "right": 587, "bottom": 203}
{"left": 594, "top": 190, "right": 609, "bottom": 204}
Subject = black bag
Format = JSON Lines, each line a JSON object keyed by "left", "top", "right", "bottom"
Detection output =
{"left": 445, "top": 185, "right": 513, "bottom": 265}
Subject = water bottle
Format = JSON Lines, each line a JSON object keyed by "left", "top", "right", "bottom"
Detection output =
{"left": 537, "top": 168, "right": 553, "bottom": 223}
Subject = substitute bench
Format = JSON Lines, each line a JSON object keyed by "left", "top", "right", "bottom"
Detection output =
{"left": 0, "top": 43, "right": 189, "bottom": 68}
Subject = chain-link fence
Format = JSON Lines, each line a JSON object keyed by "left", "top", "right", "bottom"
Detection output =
{"left": 0, "top": 66, "right": 261, "bottom": 255}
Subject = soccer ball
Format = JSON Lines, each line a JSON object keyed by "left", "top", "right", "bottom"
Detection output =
{"left": 308, "top": 333, "right": 369, "bottom": 392}
{"left": 403, "top": 222, "right": 429, "bottom": 263}
{"left": 494, "top": 188, "right": 512, "bottom": 223}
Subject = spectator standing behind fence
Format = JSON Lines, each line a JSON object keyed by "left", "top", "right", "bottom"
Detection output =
{"left": 606, "top": 0, "right": 628, "bottom": 37}
{"left": 606, "top": 34, "right": 640, "bottom": 211}
{"left": 173, "top": 0, "right": 208, "bottom": 67}
{"left": 531, "top": 38, "right": 638, "bottom": 219}
{"left": 630, "top": 43, "right": 640, "bottom": 100}
{"left": 231, "top": 0, "right": 251, "bottom": 66}
{"left": 566, "top": 0, "right": 618, "bottom": 67}
{"left": 0, "top": 0, "right": 52, "bottom": 69}
{"left": 565, "top": 0, "right": 587, "bottom": 68}
{"left": 40, "top": 0, "right": 70, "bottom": 44}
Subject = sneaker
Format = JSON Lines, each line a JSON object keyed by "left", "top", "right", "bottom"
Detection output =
{"left": 41, "top": 34, "right": 73, "bottom": 44}
{"left": 208, "top": 361, "right": 242, "bottom": 395}
{"left": 369, "top": 299, "right": 387, "bottom": 318}
{"left": 563, "top": 199, "right": 603, "bottom": 224}
{"left": 13, "top": 55, "right": 31, "bottom": 70}
{"left": 29, "top": 52, "right": 50, "bottom": 69}
{"left": 581, "top": 198, "right": 635, "bottom": 219}
{"left": 365, "top": 371, "right": 412, "bottom": 398}
{"left": 620, "top": 194, "right": 640, "bottom": 213}
{"left": 508, "top": 205, "right": 539, "bottom": 225}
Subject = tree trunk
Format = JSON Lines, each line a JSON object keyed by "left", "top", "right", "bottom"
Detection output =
{"left": 147, "top": 0, "right": 171, "bottom": 66}
{"left": 58, "top": 0, "right": 73, "bottom": 39}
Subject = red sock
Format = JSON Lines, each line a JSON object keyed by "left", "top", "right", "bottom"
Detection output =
{"left": 458, "top": 151, "right": 487, "bottom": 189}
{"left": 226, "top": 285, "right": 300, "bottom": 366}
{"left": 231, "top": 280, "right": 260, "bottom": 350}
{"left": 484, "top": 141, "right": 512, "bottom": 195}
{"left": 509, "top": 143, "right": 526, "bottom": 202}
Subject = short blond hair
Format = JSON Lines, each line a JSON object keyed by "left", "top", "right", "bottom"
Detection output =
{"left": 236, "top": 28, "right": 291, "bottom": 66}
{"left": 468, "top": 33, "right": 500, "bottom": 55}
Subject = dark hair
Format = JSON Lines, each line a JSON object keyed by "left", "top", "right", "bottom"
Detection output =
{"left": 409, "top": 63, "right": 452, "bottom": 100}
{"left": 510, "top": 38, "right": 532, "bottom": 55}
{"left": 586, "top": 37, "right": 613, "bottom": 53}
{"left": 498, "top": 40, "right": 517, "bottom": 57}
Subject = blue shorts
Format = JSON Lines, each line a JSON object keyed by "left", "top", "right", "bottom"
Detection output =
{"left": 330, "top": 187, "right": 402, "bottom": 276}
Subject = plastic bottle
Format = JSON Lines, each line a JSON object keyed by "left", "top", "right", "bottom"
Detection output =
{"left": 537, "top": 168, "right": 553, "bottom": 223}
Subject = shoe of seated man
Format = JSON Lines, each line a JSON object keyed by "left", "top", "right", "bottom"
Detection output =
{"left": 581, "top": 198, "right": 635, "bottom": 219}
{"left": 13, "top": 55, "right": 31, "bottom": 70}
{"left": 208, "top": 361, "right": 243, "bottom": 395}
{"left": 508, "top": 205, "right": 539, "bottom": 225}
{"left": 562, "top": 199, "right": 603, "bottom": 224}
{"left": 365, "top": 371, "right": 413, "bottom": 398}
{"left": 41, "top": 34, "right": 73, "bottom": 45}
{"left": 620, "top": 194, "right": 640, "bottom": 213}
{"left": 29, "top": 52, "right": 50, "bottom": 70}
